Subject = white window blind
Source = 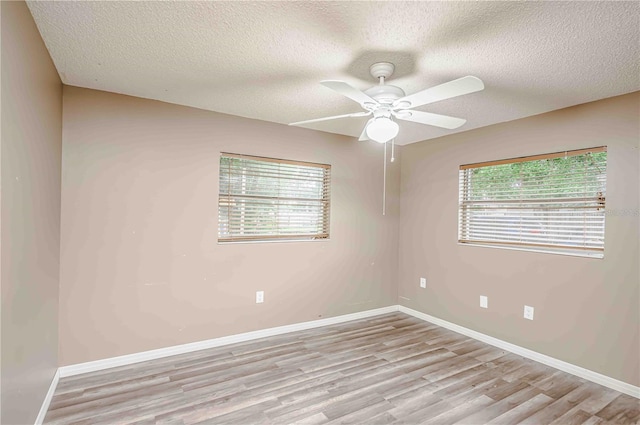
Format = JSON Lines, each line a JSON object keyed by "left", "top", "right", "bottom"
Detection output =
{"left": 458, "top": 147, "right": 607, "bottom": 257}
{"left": 218, "top": 153, "right": 331, "bottom": 242}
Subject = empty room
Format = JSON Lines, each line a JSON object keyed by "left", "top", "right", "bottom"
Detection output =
{"left": 2, "top": 1, "right": 639, "bottom": 424}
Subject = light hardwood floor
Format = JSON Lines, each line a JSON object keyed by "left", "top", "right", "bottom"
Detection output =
{"left": 45, "top": 313, "right": 639, "bottom": 424}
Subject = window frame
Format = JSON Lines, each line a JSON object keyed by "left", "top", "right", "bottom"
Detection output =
{"left": 458, "top": 146, "right": 607, "bottom": 259}
{"left": 217, "top": 152, "right": 331, "bottom": 244}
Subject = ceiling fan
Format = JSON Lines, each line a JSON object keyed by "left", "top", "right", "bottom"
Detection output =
{"left": 290, "top": 62, "right": 484, "bottom": 144}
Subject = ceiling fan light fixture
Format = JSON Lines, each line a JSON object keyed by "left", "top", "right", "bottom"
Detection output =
{"left": 366, "top": 117, "right": 399, "bottom": 144}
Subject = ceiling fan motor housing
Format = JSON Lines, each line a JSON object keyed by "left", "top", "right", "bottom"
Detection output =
{"left": 364, "top": 85, "right": 406, "bottom": 105}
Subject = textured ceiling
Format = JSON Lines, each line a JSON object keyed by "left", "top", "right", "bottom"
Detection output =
{"left": 27, "top": 1, "right": 640, "bottom": 145}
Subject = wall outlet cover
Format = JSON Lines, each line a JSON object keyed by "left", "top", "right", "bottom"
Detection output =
{"left": 256, "top": 291, "right": 264, "bottom": 303}
{"left": 420, "top": 277, "right": 427, "bottom": 288}
{"left": 480, "top": 295, "right": 488, "bottom": 309}
{"left": 524, "top": 305, "right": 534, "bottom": 320}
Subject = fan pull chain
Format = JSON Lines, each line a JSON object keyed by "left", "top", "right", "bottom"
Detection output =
{"left": 391, "top": 138, "right": 395, "bottom": 162}
{"left": 383, "top": 141, "right": 387, "bottom": 216}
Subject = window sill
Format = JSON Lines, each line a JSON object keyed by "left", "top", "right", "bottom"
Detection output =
{"left": 458, "top": 242, "right": 604, "bottom": 259}
{"left": 218, "top": 238, "right": 331, "bottom": 245}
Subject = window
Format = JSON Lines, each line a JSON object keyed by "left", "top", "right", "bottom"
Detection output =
{"left": 458, "top": 147, "right": 607, "bottom": 258}
{"left": 218, "top": 153, "right": 330, "bottom": 242}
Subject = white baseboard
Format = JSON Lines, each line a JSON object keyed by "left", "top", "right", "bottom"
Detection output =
{"left": 399, "top": 305, "right": 640, "bottom": 399}
{"left": 35, "top": 369, "right": 59, "bottom": 425}
{"left": 53, "top": 303, "right": 638, "bottom": 403}
{"left": 58, "top": 305, "right": 399, "bottom": 378}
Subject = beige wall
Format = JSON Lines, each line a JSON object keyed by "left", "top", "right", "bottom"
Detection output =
{"left": 59, "top": 86, "right": 400, "bottom": 365}
{"left": 398, "top": 92, "right": 640, "bottom": 386}
{"left": 1, "top": 1, "right": 63, "bottom": 424}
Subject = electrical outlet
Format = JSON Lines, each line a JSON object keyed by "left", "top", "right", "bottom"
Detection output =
{"left": 420, "top": 277, "right": 427, "bottom": 288}
{"left": 256, "top": 291, "right": 264, "bottom": 304}
{"left": 480, "top": 295, "right": 488, "bottom": 309}
{"left": 524, "top": 305, "right": 534, "bottom": 320}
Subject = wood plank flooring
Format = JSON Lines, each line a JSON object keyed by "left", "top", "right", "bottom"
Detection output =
{"left": 44, "top": 313, "right": 639, "bottom": 424}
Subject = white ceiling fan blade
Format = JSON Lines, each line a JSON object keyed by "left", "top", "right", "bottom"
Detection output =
{"left": 321, "top": 80, "right": 378, "bottom": 107}
{"left": 393, "top": 76, "right": 484, "bottom": 109}
{"left": 289, "top": 111, "right": 370, "bottom": 126}
{"left": 394, "top": 110, "right": 467, "bottom": 129}
{"left": 358, "top": 119, "right": 373, "bottom": 141}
